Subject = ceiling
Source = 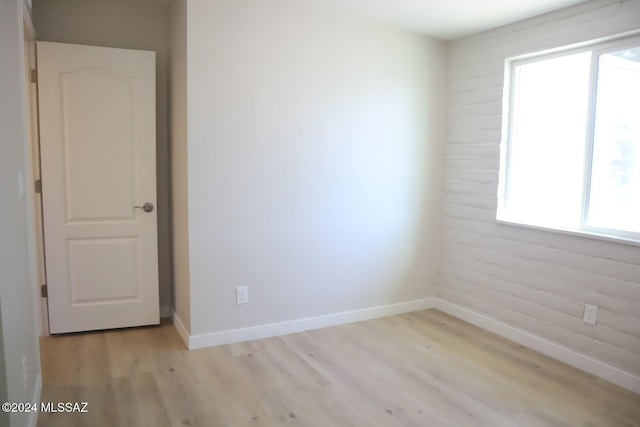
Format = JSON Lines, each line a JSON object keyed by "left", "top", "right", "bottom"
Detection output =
{"left": 299, "top": 0, "right": 590, "bottom": 40}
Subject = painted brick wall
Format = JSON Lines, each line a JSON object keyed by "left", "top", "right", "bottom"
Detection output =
{"left": 441, "top": 0, "right": 640, "bottom": 376}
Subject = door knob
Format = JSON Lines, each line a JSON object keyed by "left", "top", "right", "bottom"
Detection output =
{"left": 134, "top": 202, "right": 154, "bottom": 213}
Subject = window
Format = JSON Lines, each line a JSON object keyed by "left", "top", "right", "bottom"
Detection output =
{"left": 499, "top": 35, "right": 640, "bottom": 243}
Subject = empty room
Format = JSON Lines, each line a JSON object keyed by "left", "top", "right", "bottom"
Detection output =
{"left": 1, "top": 0, "right": 639, "bottom": 426}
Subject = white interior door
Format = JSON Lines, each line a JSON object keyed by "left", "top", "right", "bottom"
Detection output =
{"left": 37, "top": 41, "right": 159, "bottom": 334}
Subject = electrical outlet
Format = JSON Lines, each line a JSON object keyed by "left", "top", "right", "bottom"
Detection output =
{"left": 583, "top": 304, "right": 598, "bottom": 326}
{"left": 236, "top": 286, "right": 249, "bottom": 305}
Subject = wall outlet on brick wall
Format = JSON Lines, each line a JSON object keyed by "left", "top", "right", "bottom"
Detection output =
{"left": 236, "top": 286, "right": 248, "bottom": 305}
{"left": 583, "top": 304, "right": 598, "bottom": 326}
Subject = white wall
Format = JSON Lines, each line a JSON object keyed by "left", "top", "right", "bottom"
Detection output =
{"left": 32, "top": 0, "right": 173, "bottom": 315}
{"left": 0, "top": 302, "right": 8, "bottom": 427}
{"left": 0, "top": 1, "right": 42, "bottom": 426}
{"left": 442, "top": 0, "right": 640, "bottom": 377}
{"left": 185, "top": 0, "right": 446, "bottom": 336}
{"left": 168, "top": 0, "right": 191, "bottom": 331}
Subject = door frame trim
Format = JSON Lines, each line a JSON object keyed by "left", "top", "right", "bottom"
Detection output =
{"left": 22, "top": 1, "right": 49, "bottom": 337}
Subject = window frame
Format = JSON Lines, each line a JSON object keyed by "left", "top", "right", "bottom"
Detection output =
{"left": 498, "top": 33, "right": 640, "bottom": 245}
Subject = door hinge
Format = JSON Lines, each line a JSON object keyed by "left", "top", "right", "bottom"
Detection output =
{"left": 41, "top": 284, "right": 47, "bottom": 298}
{"left": 30, "top": 69, "right": 37, "bottom": 84}
{"left": 35, "top": 179, "right": 42, "bottom": 194}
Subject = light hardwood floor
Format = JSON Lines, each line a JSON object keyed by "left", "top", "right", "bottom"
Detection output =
{"left": 38, "top": 310, "right": 640, "bottom": 426}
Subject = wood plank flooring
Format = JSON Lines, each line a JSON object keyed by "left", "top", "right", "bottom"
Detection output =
{"left": 38, "top": 310, "right": 640, "bottom": 426}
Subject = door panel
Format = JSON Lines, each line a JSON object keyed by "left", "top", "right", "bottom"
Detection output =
{"left": 38, "top": 41, "right": 159, "bottom": 334}
{"left": 67, "top": 237, "right": 139, "bottom": 303}
{"left": 63, "top": 69, "right": 136, "bottom": 222}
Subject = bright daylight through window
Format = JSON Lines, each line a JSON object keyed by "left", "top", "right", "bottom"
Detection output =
{"left": 499, "top": 36, "right": 640, "bottom": 242}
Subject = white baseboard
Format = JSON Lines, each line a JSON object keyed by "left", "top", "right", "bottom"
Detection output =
{"left": 435, "top": 298, "right": 640, "bottom": 395}
{"left": 170, "top": 309, "right": 190, "bottom": 349}
{"left": 27, "top": 373, "right": 42, "bottom": 427}
{"left": 160, "top": 305, "right": 171, "bottom": 319}
{"left": 188, "top": 298, "right": 436, "bottom": 350}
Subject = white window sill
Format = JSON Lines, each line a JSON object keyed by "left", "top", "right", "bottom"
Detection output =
{"left": 495, "top": 219, "right": 640, "bottom": 248}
